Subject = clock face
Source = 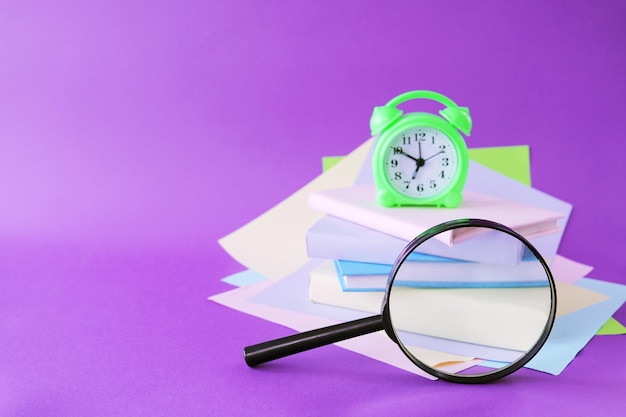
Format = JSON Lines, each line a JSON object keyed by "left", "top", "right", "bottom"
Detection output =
{"left": 382, "top": 126, "right": 459, "bottom": 199}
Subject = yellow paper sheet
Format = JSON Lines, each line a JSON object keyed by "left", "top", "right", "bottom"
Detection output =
{"left": 218, "top": 139, "right": 373, "bottom": 280}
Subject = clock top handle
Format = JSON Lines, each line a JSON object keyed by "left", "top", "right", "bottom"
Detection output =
{"left": 385, "top": 90, "right": 458, "bottom": 109}
{"left": 370, "top": 90, "right": 472, "bottom": 137}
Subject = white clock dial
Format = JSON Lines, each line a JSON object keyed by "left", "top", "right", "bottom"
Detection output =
{"left": 383, "top": 127, "right": 458, "bottom": 198}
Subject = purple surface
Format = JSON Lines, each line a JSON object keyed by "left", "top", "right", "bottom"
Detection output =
{"left": 1, "top": 1, "right": 624, "bottom": 416}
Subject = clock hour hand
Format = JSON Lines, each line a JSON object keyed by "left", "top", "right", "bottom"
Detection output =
{"left": 399, "top": 149, "right": 426, "bottom": 180}
{"left": 412, "top": 158, "right": 425, "bottom": 179}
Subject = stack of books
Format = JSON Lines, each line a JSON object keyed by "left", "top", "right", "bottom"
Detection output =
{"left": 306, "top": 183, "right": 565, "bottom": 310}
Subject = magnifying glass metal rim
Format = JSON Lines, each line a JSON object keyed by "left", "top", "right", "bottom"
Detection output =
{"left": 243, "top": 218, "right": 557, "bottom": 384}
{"left": 381, "top": 218, "right": 558, "bottom": 383}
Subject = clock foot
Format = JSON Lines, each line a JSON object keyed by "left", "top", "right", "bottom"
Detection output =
{"left": 443, "top": 192, "right": 462, "bottom": 208}
{"left": 376, "top": 189, "right": 397, "bottom": 207}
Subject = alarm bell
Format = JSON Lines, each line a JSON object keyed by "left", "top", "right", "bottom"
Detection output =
{"left": 369, "top": 106, "right": 403, "bottom": 136}
{"left": 439, "top": 106, "right": 472, "bottom": 136}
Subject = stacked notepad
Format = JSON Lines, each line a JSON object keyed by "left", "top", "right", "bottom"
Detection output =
{"left": 306, "top": 183, "right": 565, "bottom": 300}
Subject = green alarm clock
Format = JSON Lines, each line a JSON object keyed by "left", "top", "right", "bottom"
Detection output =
{"left": 370, "top": 90, "right": 472, "bottom": 208}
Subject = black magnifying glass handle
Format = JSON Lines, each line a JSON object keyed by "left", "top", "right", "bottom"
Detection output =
{"left": 244, "top": 315, "right": 384, "bottom": 367}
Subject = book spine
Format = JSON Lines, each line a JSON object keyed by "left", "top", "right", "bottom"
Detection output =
{"left": 306, "top": 232, "right": 406, "bottom": 264}
{"left": 309, "top": 262, "right": 384, "bottom": 314}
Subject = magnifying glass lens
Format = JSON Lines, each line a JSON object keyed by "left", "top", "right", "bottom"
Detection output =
{"left": 386, "top": 223, "right": 554, "bottom": 380}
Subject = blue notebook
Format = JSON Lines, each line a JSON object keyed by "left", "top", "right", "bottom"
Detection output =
{"left": 334, "top": 252, "right": 548, "bottom": 292}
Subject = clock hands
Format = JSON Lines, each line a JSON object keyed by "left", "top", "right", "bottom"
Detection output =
{"left": 399, "top": 143, "right": 443, "bottom": 180}
{"left": 412, "top": 157, "right": 425, "bottom": 180}
{"left": 424, "top": 149, "right": 445, "bottom": 162}
{"left": 399, "top": 149, "right": 420, "bottom": 164}
{"left": 397, "top": 150, "right": 423, "bottom": 179}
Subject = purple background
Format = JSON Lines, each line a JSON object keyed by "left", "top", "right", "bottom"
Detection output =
{"left": 1, "top": 1, "right": 625, "bottom": 416}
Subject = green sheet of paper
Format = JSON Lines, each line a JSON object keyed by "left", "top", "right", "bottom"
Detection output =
{"left": 468, "top": 145, "right": 531, "bottom": 186}
{"left": 596, "top": 317, "right": 626, "bottom": 335}
{"left": 322, "top": 156, "right": 345, "bottom": 172}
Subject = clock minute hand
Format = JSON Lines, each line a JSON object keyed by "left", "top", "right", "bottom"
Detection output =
{"left": 411, "top": 141, "right": 424, "bottom": 179}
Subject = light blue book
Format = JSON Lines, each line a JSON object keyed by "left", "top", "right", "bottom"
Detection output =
{"left": 334, "top": 251, "right": 548, "bottom": 292}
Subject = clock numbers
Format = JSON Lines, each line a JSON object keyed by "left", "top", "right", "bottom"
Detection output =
{"left": 415, "top": 180, "right": 438, "bottom": 192}
{"left": 384, "top": 126, "right": 458, "bottom": 199}
{"left": 403, "top": 132, "right": 428, "bottom": 145}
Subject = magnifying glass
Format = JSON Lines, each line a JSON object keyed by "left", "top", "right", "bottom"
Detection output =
{"left": 243, "top": 218, "right": 557, "bottom": 383}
